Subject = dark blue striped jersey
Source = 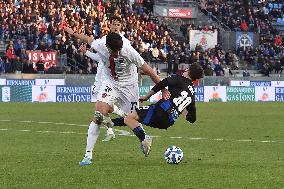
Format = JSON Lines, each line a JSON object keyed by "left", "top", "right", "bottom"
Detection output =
{"left": 151, "top": 74, "right": 196, "bottom": 124}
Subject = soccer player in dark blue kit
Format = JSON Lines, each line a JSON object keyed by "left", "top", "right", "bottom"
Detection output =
{"left": 124, "top": 63, "right": 204, "bottom": 156}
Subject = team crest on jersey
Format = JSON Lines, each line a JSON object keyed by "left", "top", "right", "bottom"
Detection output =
{"left": 102, "top": 93, "right": 108, "bottom": 98}
{"left": 114, "top": 57, "right": 126, "bottom": 72}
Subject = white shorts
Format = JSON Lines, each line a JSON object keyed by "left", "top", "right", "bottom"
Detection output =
{"left": 96, "top": 82, "right": 139, "bottom": 114}
{"left": 91, "top": 81, "right": 102, "bottom": 102}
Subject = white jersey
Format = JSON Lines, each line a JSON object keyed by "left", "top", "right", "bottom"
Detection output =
{"left": 85, "top": 50, "right": 105, "bottom": 83}
{"left": 85, "top": 51, "right": 106, "bottom": 102}
{"left": 87, "top": 35, "right": 142, "bottom": 114}
{"left": 90, "top": 35, "right": 144, "bottom": 86}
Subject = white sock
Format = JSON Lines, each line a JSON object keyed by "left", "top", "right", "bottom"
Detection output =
{"left": 112, "top": 105, "right": 125, "bottom": 116}
{"left": 85, "top": 121, "right": 100, "bottom": 159}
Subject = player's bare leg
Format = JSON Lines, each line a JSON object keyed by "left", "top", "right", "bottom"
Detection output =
{"left": 79, "top": 101, "right": 114, "bottom": 166}
{"left": 124, "top": 112, "right": 152, "bottom": 157}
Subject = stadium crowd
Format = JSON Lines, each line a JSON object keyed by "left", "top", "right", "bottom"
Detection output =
{"left": 200, "top": 0, "right": 284, "bottom": 75}
{"left": 0, "top": 0, "right": 283, "bottom": 76}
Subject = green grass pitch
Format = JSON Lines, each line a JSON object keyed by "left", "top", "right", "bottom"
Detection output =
{"left": 0, "top": 102, "right": 283, "bottom": 189}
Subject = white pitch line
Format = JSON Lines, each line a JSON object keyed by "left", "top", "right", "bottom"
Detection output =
{"left": 77, "top": 124, "right": 88, "bottom": 127}
{"left": 0, "top": 128, "right": 8, "bottom": 131}
{"left": 261, "top": 141, "right": 276, "bottom": 143}
{"left": 190, "top": 137, "right": 208, "bottom": 140}
{"left": 59, "top": 131, "right": 76, "bottom": 134}
{"left": 19, "top": 130, "right": 31, "bottom": 132}
{"left": 36, "top": 130, "right": 56, "bottom": 133}
{"left": 38, "top": 122, "right": 53, "bottom": 124}
{"left": 18, "top": 120, "right": 33, "bottom": 123}
{"left": 0, "top": 119, "right": 284, "bottom": 144}
{"left": 236, "top": 139, "right": 253, "bottom": 142}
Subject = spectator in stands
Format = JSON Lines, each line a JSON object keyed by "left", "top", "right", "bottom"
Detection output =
{"left": 214, "top": 63, "right": 225, "bottom": 76}
{"left": 240, "top": 20, "right": 248, "bottom": 31}
{"left": 275, "top": 60, "right": 283, "bottom": 74}
{"left": 180, "top": 22, "right": 188, "bottom": 37}
{"left": 0, "top": 56, "right": 4, "bottom": 73}
{"left": 151, "top": 45, "right": 159, "bottom": 67}
{"left": 166, "top": 50, "right": 174, "bottom": 76}
{"left": 5, "top": 43, "right": 16, "bottom": 73}
{"left": 243, "top": 69, "right": 251, "bottom": 77}
{"left": 65, "top": 66, "right": 74, "bottom": 74}
{"left": 22, "top": 59, "right": 34, "bottom": 74}
{"left": 232, "top": 53, "right": 240, "bottom": 70}
{"left": 14, "top": 56, "right": 22, "bottom": 74}
{"left": 263, "top": 62, "right": 270, "bottom": 77}
{"left": 86, "top": 58, "right": 93, "bottom": 75}
{"left": 36, "top": 58, "right": 45, "bottom": 74}
{"left": 173, "top": 51, "right": 180, "bottom": 74}
{"left": 141, "top": 48, "right": 152, "bottom": 64}
{"left": 91, "top": 62, "right": 97, "bottom": 75}
{"left": 204, "top": 64, "right": 214, "bottom": 76}
{"left": 223, "top": 65, "right": 233, "bottom": 77}
{"left": 275, "top": 35, "right": 282, "bottom": 46}
{"left": 76, "top": 51, "right": 88, "bottom": 74}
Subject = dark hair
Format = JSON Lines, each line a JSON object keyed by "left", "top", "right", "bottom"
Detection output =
{"left": 109, "top": 15, "right": 122, "bottom": 23}
{"left": 189, "top": 63, "right": 204, "bottom": 81}
{"left": 106, "top": 32, "right": 123, "bottom": 52}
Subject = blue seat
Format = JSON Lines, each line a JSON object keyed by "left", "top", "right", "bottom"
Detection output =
{"left": 273, "top": 3, "right": 279, "bottom": 9}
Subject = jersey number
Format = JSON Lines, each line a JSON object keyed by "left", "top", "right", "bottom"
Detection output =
{"left": 130, "top": 102, "right": 138, "bottom": 112}
{"left": 173, "top": 91, "right": 192, "bottom": 112}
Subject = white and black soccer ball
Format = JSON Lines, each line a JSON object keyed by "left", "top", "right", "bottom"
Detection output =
{"left": 164, "top": 146, "right": 184, "bottom": 164}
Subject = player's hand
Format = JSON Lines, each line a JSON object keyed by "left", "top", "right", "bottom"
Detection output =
{"left": 79, "top": 44, "right": 87, "bottom": 53}
{"left": 162, "top": 88, "right": 171, "bottom": 100}
{"left": 139, "top": 96, "right": 148, "bottom": 103}
{"left": 65, "top": 27, "right": 74, "bottom": 35}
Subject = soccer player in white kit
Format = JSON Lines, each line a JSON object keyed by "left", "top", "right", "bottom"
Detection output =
{"left": 65, "top": 16, "right": 130, "bottom": 142}
{"left": 66, "top": 27, "right": 170, "bottom": 166}
{"left": 82, "top": 46, "right": 124, "bottom": 118}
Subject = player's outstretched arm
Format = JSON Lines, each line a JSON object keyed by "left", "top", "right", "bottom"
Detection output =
{"left": 85, "top": 51, "right": 100, "bottom": 62}
{"left": 64, "top": 27, "right": 93, "bottom": 45}
{"left": 140, "top": 77, "right": 171, "bottom": 102}
{"left": 185, "top": 104, "right": 196, "bottom": 123}
{"left": 140, "top": 63, "right": 161, "bottom": 84}
{"left": 140, "top": 63, "right": 171, "bottom": 100}
{"left": 78, "top": 44, "right": 100, "bottom": 62}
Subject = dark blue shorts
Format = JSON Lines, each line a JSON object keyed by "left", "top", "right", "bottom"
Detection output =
{"left": 136, "top": 105, "right": 173, "bottom": 130}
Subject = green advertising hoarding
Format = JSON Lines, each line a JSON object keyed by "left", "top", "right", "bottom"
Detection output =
{"left": 227, "top": 86, "right": 255, "bottom": 101}
{"left": 0, "top": 86, "right": 32, "bottom": 102}
{"left": 139, "top": 86, "right": 151, "bottom": 96}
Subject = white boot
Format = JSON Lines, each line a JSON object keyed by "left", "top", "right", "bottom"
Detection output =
{"left": 102, "top": 128, "right": 115, "bottom": 142}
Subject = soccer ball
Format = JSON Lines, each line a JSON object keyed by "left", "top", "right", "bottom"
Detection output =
{"left": 164, "top": 146, "right": 184, "bottom": 164}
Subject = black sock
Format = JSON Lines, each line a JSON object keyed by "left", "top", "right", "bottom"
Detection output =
{"left": 132, "top": 126, "right": 145, "bottom": 142}
{"left": 111, "top": 117, "right": 125, "bottom": 126}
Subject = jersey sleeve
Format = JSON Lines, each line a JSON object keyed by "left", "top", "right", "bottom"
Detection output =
{"left": 90, "top": 36, "right": 105, "bottom": 50}
{"left": 151, "top": 75, "right": 179, "bottom": 93}
{"left": 185, "top": 99, "right": 196, "bottom": 123}
{"left": 121, "top": 35, "right": 131, "bottom": 46}
{"left": 85, "top": 51, "right": 100, "bottom": 62}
